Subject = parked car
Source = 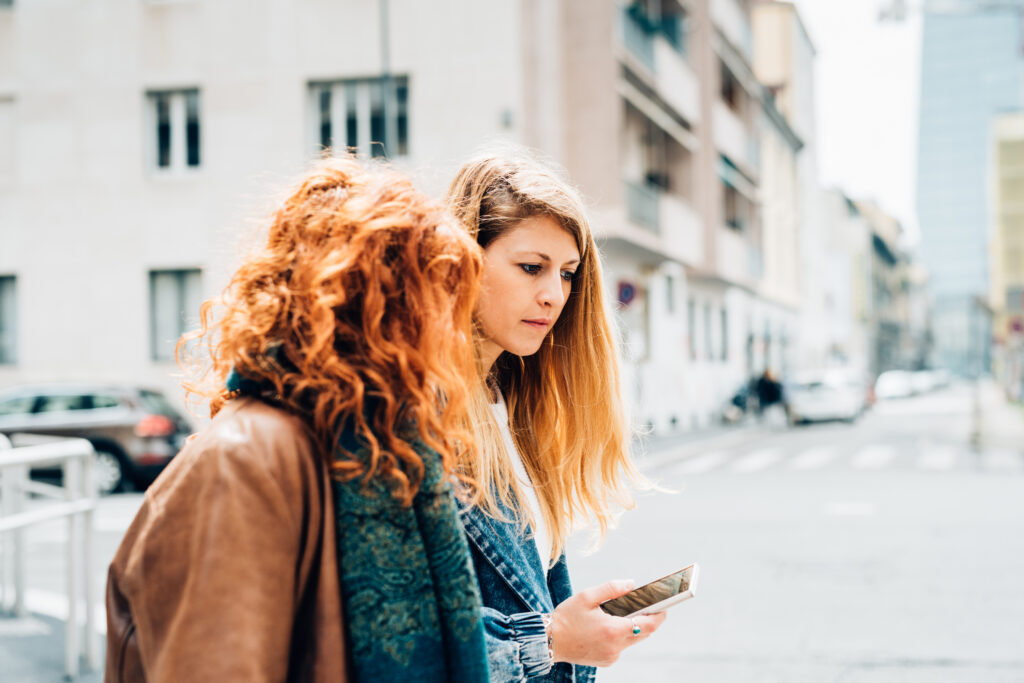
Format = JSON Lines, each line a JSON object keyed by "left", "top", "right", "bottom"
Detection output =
{"left": 0, "top": 384, "right": 193, "bottom": 494}
{"left": 874, "top": 370, "right": 916, "bottom": 400}
{"left": 786, "top": 369, "right": 868, "bottom": 425}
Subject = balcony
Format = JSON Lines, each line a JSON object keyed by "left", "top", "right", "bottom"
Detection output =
{"left": 716, "top": 226, "right": 753, "bottom": 285}
{"left": 654, "top": 39, "right": 700, "bottom": 125}
{"left": 661, "top": 192, "right": 703, "bottom": 266}
{"left": 626, "top": 180, "right": 661, "bottom": 234}
{"left": 710, "top": 0, "right": 753, "bottom": 60}
{"left": 713, "top": 101, "right": 756, "bottom": 176}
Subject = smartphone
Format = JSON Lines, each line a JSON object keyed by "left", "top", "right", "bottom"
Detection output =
{"left": 599, "top": 563, "right": 700, "bottom": 618}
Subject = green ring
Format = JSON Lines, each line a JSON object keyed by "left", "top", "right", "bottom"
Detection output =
{"left": 632, "top": 625, "right": 641, "bottom": 636}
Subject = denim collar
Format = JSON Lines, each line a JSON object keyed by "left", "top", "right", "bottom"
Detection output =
{"left": 458, "top": 500, "right": 554, "bottom": 614}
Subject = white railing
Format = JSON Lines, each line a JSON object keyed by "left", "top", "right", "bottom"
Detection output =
{"left": 0, "top": 434, "right": 99, "bottom": 678}
{"left": 626, "top": 180, "right": 662, "bottom": 233}
{"left": 655, "top": 38, "right": 701, "bottom": 125}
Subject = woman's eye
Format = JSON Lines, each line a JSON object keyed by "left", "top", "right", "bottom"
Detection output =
{"left": 519, "top": 264, "right": 542, "bottom": 275}
{"left": 561, "top": 270, "right": 577, "bottom": 282}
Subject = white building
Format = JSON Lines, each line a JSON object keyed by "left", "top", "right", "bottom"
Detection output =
{"left": 819, "top": 188, "right": 871, "bottom": 373}
{"left": 0, "top": 0, "right": 547, "bottom": 407}
{"left": 751, "top": 0, "right": 828, "bottom": 375}
{"left": 1, "top": 0, "right": 809, "bottom": 434}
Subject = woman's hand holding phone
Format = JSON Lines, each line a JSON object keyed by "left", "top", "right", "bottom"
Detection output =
{"left": 549, "top": 580, "right": 668, "bottom": 667}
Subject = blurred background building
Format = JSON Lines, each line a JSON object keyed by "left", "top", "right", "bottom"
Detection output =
{"left": 0, "top": 0, "right": 937, "bottom": 434}
{"left": 914, "top": 0, "right": 1024, "bottom": 378}
{"left": 990, "top": 111, "right": 1024, "bottom": 401}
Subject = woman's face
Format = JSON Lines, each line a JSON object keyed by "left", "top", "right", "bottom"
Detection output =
{"left": 476, "top": 214, "right": 580, "bottom": 367}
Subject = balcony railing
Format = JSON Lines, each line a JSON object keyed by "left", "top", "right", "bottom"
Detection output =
{"left": 621, "top": 6, "right": 655, "bottom": 72}
{"left": 626, "top": 180, "right": 661, "bottom": 234}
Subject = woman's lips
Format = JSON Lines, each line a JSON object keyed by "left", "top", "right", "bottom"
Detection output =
{"left": 522, "top": 319, "right": 551, "bottom": 330}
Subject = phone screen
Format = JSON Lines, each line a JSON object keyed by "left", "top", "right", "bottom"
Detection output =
{"left": 599, "top": 565, "right": 695, "bottom": 617}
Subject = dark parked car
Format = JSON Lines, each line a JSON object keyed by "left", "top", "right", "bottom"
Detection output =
{"left": 0, "top": 384, "right": 193, "bottom": 494}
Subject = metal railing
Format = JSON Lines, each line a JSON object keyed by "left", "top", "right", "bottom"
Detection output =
{"left": 0, "top": 434, "right": 99, "bottom": 678}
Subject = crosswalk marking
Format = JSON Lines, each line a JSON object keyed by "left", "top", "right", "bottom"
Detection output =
{"left": 789, "top": 446, "right": 839, "bottom": 471}
{"left": 851, "top": 444, "right": 897, "bottom": 470}
{"left": 662, "top": 442, "right": 1023, "bottom": 476}
{"left": 917, "top": 446, "right": 957, "bottom": 471}
{"left": 674, "top": 451, "right": 730, "bottom": 475}
{"left": 982, "top": 449, "right": 1023, "bottom": 472}
{"left": 730, "top": 448, "right": 783, "bottom": 473}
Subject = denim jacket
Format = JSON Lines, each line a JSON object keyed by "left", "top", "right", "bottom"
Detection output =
{"left": 459, "top": 501, "right": 597, "bottom": 683}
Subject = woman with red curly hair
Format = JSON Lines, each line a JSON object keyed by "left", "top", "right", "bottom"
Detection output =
{"left": 105, "top": 159, "right": 491, "bottom": 683}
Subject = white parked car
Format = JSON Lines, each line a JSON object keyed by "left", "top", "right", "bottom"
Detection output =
{"left": 874, "top": 370, "right": 916, "bottom": 399}
{"left": 786, "top": 370, "right": 868, "bottom": 425}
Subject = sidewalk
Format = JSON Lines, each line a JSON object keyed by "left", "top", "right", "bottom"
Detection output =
{"left": 975, "top": 378, "right": 1024, "bottom": 453}
{"left": 0, "top": 612, "right": 103, "bottom": 683}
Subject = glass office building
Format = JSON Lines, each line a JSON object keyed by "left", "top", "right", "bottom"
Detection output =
{"left": 916, "top": 3, "right": 1023, "bottom": 376}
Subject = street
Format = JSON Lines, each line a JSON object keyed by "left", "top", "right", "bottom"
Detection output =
{"left": 567, "top": 381, "right": 1024, "bottom": 682}
{"left": 3, "top": 381, "right": 1024, "bottom": 681}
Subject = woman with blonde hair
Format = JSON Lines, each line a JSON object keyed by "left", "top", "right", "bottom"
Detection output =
{"left": 447, "top": 150, "right": 666, "bottom": 682}
{"left": 105, "top": 159, "right": 490, "bottom": 682}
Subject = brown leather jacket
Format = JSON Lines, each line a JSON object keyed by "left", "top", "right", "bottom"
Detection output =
{"left": 105, "top": 398, "right": 348, "bottom": 682}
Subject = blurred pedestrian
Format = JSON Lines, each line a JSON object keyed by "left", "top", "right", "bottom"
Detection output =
{"left": 446, "top": 150, "right": 666, "bottom": 683}
{"left": 105, "top": 159, "right": 490, "bottom": 683}
{"left": 755, "top": 369, "right": 785, "bottom": 424}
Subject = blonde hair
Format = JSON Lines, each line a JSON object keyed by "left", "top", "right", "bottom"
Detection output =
{"left": 447, "top": 148, "right": 642, "bottom": 565}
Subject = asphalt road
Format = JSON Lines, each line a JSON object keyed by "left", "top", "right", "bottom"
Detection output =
{"left": 3, "top": 382, "right": 1022, "bottom": 682}
{"left": 567, "top": 384, "right": 1024, "bottom": 682}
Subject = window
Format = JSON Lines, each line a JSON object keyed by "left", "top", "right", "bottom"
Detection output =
{"left": 687, "top": 298, "right": 696, "bottom": 360}
{"left": 0, "top": 98, "right": 13, "bottom": 183}
{"left": 147, "top": 89, "right": 201, "bottom": 172}
{"left": 660, "top": 1, "right": 688, "bottom": 55}
{"left": 0, "top": 395, "right": 34, "bottom": 416}
{"left": 720, "top": 156, "right": 748, "bottom": 232}
{"left": 0, "top": 276, "right": 15, "bottom": 364}
{"left": 723, "top": 180, "right": 745, "bottom": 231}
{"left": 37, "top": 395, "right": 91, "bottom": 413}
{"left": 91, "top": 395, "right": 121, "bottom": 410}
{"left": 0, "top": 1, "right": 12, "bottom": 8}
{"left": 665, "top": 275, "right": 675, "bottom": 314}
{"left": 720, "top": 60, "right": 741, "bottom": 112}
{"left": 704, "top": 303, "right": 713, "bottom": 361}
{"left": 150, "top": 269, "right": 202, "bottom": 362}
{"left": 139, "top": 389, "right": 178, "bottom": 417}
{"left": 721, "top": 309, "right": 728, "bottom": 361}
{"left": 310, "top": 76, "right": 409, "bottom": 159}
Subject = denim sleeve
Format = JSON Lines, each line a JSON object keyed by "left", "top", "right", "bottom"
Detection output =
{"left": 481, "top": 606, "right": 553, "bottom": 682}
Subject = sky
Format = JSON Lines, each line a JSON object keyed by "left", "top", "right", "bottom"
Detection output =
{"left": 791, "top": 0, "right": 923, "bottom": 246}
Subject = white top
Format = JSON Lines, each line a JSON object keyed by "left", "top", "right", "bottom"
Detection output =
{"left": 489, "top": 394, "right": 553, "bottom": 569}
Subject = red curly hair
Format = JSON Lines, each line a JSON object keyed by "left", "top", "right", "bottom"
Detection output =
{"left": 178, "top": 159, "right": 482, "bottom": 505}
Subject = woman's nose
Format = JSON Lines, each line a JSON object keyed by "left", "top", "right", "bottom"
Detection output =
{"left": 538, "top": 274, "right": 565, "bottom": 308}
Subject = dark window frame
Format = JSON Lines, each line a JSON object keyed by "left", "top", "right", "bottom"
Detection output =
{"left": 149, "top": 268, "right": 202, "bottom": 362}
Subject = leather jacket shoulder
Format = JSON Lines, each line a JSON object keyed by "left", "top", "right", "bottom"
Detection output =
{"left": 104, "top": 398, "right": 347, "bottom": 682}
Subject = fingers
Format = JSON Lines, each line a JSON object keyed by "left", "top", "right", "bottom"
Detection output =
{"left": 633, "top": 610, "right": 667, "bottom": 634}
{"left": 580, "top": 579, "right": 636, "bottom": 605}
{"left": 623, "top": 611, "right": 667, "bottom": 643}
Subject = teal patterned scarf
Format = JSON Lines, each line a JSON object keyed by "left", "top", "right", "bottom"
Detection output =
{"left": 333, "top": 424, "right": 490, "bottom": 682}
{"left": 226, "top": 371, "right": 489, "bottom": 682}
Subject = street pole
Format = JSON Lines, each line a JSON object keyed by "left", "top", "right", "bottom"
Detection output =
{"left": 379, "top": 0, "right": 396, "bottom": 158}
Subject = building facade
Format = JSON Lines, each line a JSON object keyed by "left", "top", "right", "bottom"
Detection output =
{"left": 751, "top": 0, "right": 827, "bottom": 374}
{"left": 916, "top": 2, "right": 1024, "bottom": 377}
{"left": 0, "top": 0, "right": 828, "bottom": 433}
{"left": 990, "top": 112, "right": 1024, "bottom": 400}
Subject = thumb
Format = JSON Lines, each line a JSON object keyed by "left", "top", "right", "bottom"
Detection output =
{"left": 582, "top": 579, "right": 636, "bottom": 606}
